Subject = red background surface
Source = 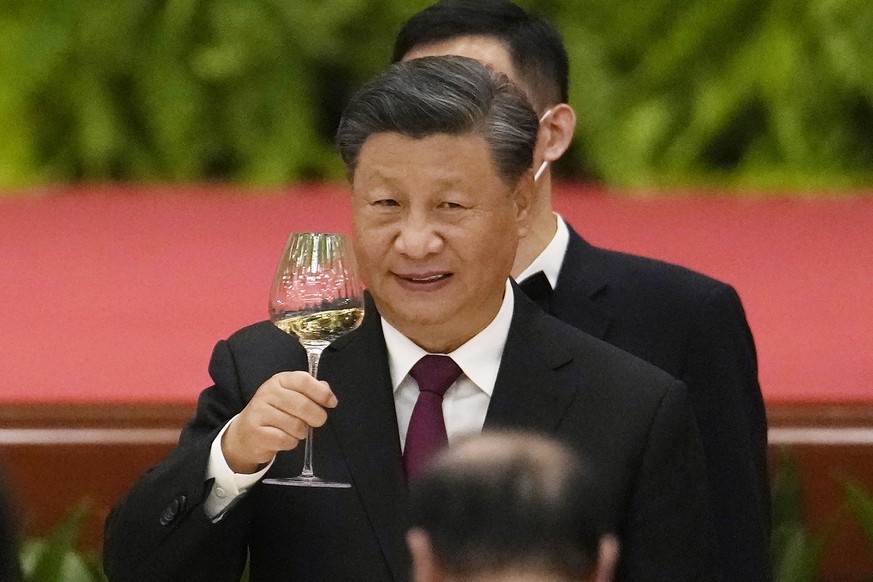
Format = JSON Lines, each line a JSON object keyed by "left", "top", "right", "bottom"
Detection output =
{"left": 2, "top": 184, "right": 871, "bottom": 404}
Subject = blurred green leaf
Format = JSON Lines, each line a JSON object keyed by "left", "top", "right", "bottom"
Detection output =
{"left": 1, "top": 0, "right": 872, "bottom": 191}
{"left": 20, "top": 500, "right": 106, "bottom": 582}
{"left": 773, "top": 527, "right": 830, "bottom": 582}
{"left": 770, "top": 447, "right": 834, "bottom": 582}
{"left": 843, "top": 481, "right": 873, "bottom": 552}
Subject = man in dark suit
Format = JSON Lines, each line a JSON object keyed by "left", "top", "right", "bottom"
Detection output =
{"left": 394, "top": 3, "right": 770, "bottom": 580}
{"left": 407, "top": 430, "right": 618, "bottom": 582}
{"left": 104, "top": 56, "right": 712, "bottom": 581}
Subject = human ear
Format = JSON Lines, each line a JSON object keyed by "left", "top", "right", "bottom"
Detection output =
{"left": 512, "top": 171, "right": 535, "bottom": 238}
{"left": 591, "top": 534, "right": 620, "bottom": 582}
{"left": 406, "top": 528, "right": 443, "bottom": 582}
{"left": 538, "top": 103, "right": 576, "bottom": 164}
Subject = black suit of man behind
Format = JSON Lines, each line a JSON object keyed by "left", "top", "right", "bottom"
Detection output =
{"left": 550, "top": 226, "right": 768, "bottom": 577}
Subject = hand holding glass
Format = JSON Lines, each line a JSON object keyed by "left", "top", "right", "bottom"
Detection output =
{"left": 263, "top": 232, "right": 364, "bottom": 488}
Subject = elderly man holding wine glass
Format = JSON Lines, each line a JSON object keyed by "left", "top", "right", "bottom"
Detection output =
{"left": 104, "top": 56, "right": 714, "bottom": 582}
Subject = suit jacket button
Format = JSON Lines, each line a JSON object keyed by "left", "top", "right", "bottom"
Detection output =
{"left": 159, "top": 495, "right": 187, "bottom": 526}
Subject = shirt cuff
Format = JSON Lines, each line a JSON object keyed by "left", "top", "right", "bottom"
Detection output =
{"left": 203, "top": 414, "right": 274, "bottom": 521}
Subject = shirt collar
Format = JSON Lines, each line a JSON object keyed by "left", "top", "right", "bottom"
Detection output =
{"left": 516, "top": 213, "right": 569, "bottom": 289}
{"left": 382, "top": 279, "right": 515, "bottom": 396}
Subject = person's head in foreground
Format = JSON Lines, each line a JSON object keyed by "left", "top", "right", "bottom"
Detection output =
{"left": 406, "top": 431, "right": 619, "bottom": 582}
{"left": 335, "top": 55, "right": 538, "bottom": 353}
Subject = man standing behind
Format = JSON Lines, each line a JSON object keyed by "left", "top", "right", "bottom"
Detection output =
{"left": 104, "top": 56, "right": 712, "bottom": 581}
{"left": 394, "top": 3, "right": 769, "bottom": 580}
{"left": 407, "top": 430, "right": 618, "bottom": 582}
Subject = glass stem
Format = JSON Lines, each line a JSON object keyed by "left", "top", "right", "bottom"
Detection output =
{"left": 306, "top": 347, "right": 322, "bottom": 378}
{"left": 301, "top": 345, "right": 325, "bottom": 479}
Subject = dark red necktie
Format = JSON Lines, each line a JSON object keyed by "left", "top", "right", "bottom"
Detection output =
{"left": 403, "top": 355, "right": 463, "bottom": 481}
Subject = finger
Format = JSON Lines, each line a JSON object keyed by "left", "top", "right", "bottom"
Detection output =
{"left": 320, "top": 380, "right": 338, "bottom": 408}
{"left": 241, "top": 393, "right": 326, "bottom": 436}
{"left": 231, "top": 417, "right": 307, "bottom": 461}
{"left": 272, "top": 371, "right": 338, "bottom": 408}
{"left": 267, "top": 391, "right": 329, "bottom": 429}
{"left": 222, "top": 415, "right": 301, "bottom": 472}
{"left": 257, "top": 424, "right": 305, "bottom": 452}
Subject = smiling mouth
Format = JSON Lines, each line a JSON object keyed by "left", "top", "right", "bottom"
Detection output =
{"left": 397, "top": 272, "right": 452, "bottom": 285}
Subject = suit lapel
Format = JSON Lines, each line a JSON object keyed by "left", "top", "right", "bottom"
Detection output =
{"left": 485, "top": 287, "right": 582, "bottom": 433}
{"left": 319, "top": 295, "right": 408, "bottom": 582}
{"left": 551, "top": 226, "right": 613, "bottom": 340}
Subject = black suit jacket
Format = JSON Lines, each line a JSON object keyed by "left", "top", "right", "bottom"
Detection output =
{"left": 104, "top": 289, "right": 713, "bottom": 581}
{"left": 546, "top": 225, "right": 769, "bottom": 581}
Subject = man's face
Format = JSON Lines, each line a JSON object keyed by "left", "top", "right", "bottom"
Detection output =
{"left": 403, "top": 35, "right": 532, "bottom": 107}
{"left": 351, "top": 132, "right": 530, "bottom": 352}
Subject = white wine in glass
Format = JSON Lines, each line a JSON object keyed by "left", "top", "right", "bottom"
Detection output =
{"left": 263, "top": 232, "right": 364, "bottom": 488}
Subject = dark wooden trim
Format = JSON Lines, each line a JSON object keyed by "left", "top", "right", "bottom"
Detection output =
{"left": 2, "top": 400, "right": 869, "bottom": 429}
{"left": 1, "top": 401, "right": 872, "bottom": 579}
{"left": 767, "top": 402, "right": 873, "bottom": 428}
{"left": 0, "top": 401, "right": 195, "bottom": 428}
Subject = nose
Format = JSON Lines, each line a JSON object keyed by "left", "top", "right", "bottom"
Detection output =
{"left": 394, "top": 211, "right": 443, "bottom": 259}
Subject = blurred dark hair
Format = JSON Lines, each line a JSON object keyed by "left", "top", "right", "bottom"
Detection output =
{"left": 335, "top": 55, "right": 538, "bottom": 185}
{"left": 408, "top": 430, "right": 605, "bottom": 580}
{"left": 392, "top": 0, "right": 569, "bottom": 111}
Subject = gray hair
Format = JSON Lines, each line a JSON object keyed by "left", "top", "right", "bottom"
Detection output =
{"left": 335, "top": 55, "right": 539, "bottom": 185}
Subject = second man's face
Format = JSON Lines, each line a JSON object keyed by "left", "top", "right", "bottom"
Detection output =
{"left": 351, "top": 132, "right": 531, "bottom": 353}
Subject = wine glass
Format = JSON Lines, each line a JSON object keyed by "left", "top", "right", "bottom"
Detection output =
{"left": 262, "top": 232, "right": 365, "bottom": 488}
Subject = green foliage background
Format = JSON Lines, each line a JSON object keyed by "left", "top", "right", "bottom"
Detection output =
{"left": 1, "top": 0, "right": 872, "bottom": 191}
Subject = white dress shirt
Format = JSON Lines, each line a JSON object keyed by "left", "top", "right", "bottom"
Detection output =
{"left": 515, "top": 213, "right": 570, "bottom": 289}
{"left": 204, "top": 414, "right": 271, "bottom": 519}
{"left": 384, "top": 279, "right": 514, "bottom": 450}
{"left": 203, "top": 280, "right": 516, "bottom": 520}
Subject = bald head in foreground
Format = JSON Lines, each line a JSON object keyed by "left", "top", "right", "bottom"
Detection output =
{"left": 408, "top": 431, "right": 617, "bottom": 582}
